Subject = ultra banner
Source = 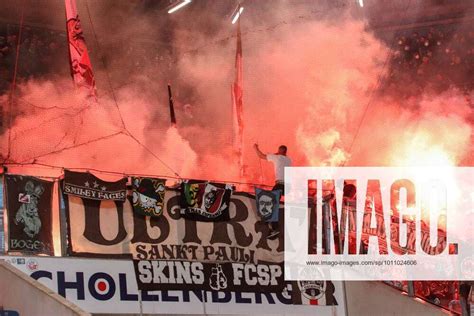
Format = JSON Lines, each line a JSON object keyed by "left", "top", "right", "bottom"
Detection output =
{"left": 133, "top": 260, "right": 284, "bottom": 292}
{"left": 5, "top": 175, "right": 54, "bottom": 255}
{"left": 64, "top": 189, "right": 284, "bottom": 263}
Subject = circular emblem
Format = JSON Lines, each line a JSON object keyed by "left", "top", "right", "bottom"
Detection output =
{"left": 27, "top": 259, "right": 38, "bottom": 271}
{"left": 94, "top": 278, "right": 110, "bottom": 295}
{"left": 298, "top": 281, "right": 326, "bottom": 300}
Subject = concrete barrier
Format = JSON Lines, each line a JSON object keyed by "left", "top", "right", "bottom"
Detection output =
{"left": 0, "top": 260, "right": 90, "bottom": 316}
{"left": 345, "top": 281, "right": 453, "bottom": 316}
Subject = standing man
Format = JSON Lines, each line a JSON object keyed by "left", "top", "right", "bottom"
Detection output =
{"left": 253, "top": 144, "right": 292, "bottom": 195}
{"left": 254, "top": 144, "right": 291, "bottom": 239}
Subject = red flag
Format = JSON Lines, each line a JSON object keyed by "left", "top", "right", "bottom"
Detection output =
{"left": 65, "top": 0, "right": 97, "bottom": 100}
{"left": 232, "top": 19, "right": 244, "bottom": 177}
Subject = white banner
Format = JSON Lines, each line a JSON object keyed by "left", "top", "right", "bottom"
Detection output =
{"left": 1, "top": 255, "right": 346, "bottom": 315}
{"left": 65, "top": 191, "right": 284, "bottom": 264}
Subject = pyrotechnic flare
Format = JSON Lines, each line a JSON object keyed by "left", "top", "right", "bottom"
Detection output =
{"left": 65, "top": 0, "right": 97, "bottom": 100}
{"left": 232, "top": 17, "right": 244, "bottom": 177}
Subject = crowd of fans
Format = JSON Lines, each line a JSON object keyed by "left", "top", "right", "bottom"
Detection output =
{"left": 0, "top": 23, "right": 69, "bottom": 93}
{"left": 383, "top": 24, "right": 473, "bottom": 97}
{"left": 2, "top": 22, "right": 472, "bottom": 98}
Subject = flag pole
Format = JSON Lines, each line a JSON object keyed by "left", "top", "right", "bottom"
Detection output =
{"left": 168, "top": 84, "right": 177, "bottom": 127}
{"left": 232, "top": 7, "right": 244, "bottom": 178}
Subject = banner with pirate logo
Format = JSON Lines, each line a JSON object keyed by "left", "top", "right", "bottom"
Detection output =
{"left": 4, "top": 175, "right": 54, "bottom": 255}
{"left": 133, "top": 260, "right": 285, "bottom": 293}
{"left": 132, "top": 177, "right": 166, "bottom": 217}
{"left": 63, "top": 170, "right": 127, "bottom": 201}
{"left": 255, "top": 188, "right": 280, "bottom": 222}
{"left": 180, "top": 180, "right": 232, "bottom": 221}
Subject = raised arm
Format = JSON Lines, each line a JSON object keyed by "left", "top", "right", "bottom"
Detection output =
{"left": 253, "top": 143, "right": 267, "bottom": 160}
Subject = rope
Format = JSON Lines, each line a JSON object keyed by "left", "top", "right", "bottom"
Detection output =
{"left": 126, "top": 132, "right": 182, "bottom": 179}
{"left": 84, "top": 0, "right": 126, "bottom": 131}
{"left": 17, "top": 130, "right": 124, "bottom": 163}
{"left": 83, "top": 0, "right": 182, "bottom": 178}
{"left": 2, "top": 162, "right": 274, "bottom": 188}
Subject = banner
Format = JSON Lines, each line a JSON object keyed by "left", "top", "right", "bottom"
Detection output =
{"left": 4, "top": 175, "right": 54, "bottom": 255}
{"left": 64, "top": 189, "right": 285, "bottom": 263}
{"left": 180, "top": 181, "right": 232, "bottom": 221}
{"left": 62, "top": 170, "right": 127, "bottom": 256}
{"left": 2, "top": 256, "right": 346, "bottom": 315}
{"left": 255, "top": 188, "right": 280, "bottom": 222}
{"left": 132, "top": 177, "right": 166, "bottom": 217}
{"left": 134, "top": 260, "right": 284, "bottom": 293}
{"left": 65, "top": 0, "right": 97, "bottom": 99}
{"left": 63, "top": 170, "right": 127, "bottom": 201}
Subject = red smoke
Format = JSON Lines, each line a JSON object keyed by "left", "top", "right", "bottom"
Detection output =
{"left": 1, "top": 12, "right": 472, "bottom": 189}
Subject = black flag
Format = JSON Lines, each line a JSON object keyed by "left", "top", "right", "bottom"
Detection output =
{"left": 180, "top": 180, "right": 232, "bottom": 221}
{"left": 168, "top": 84, "right": 177, "bottom": 126}
{"left": 63, "top": 170, "right": 127, "bottom": 201}
{"left": 5, "top": 174, "right": 54, "bottom": 255}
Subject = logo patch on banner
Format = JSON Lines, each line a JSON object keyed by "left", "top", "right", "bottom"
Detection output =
{"left": 18, "top": 193, "right": 31, "bottom": 204}
{"left": 132, "top": 178, "right": 166, "bottom": 217}
{"left": 298, "top": 281, "right": 326, "bottom": 301}
{"left": 290, "top": 281, "right": 338, "bottom": 305}
{"left": 255, "top": 188, "right": 280, "bottom": 222}
{"left": 5, "top": 175, "right": 54, "bottom": 255}
{"left": 180, "top": 181, "right": 232, "bottom": 221}
{"left": 63, "top": 170, "right": 127, "bottom": 201}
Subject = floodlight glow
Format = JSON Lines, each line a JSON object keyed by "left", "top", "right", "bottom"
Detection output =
{"left": 231, "top": 7, "right": 244, "bottom": 24}
{"left": 358, "top": 0, "right": 364, "bottom": 7}
{"left": 168, "top": 0, "right": 192, "bottom": 14}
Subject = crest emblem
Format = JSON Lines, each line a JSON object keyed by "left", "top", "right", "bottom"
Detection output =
{"left": 298, "top": 281, "right": 326, "bottom": 300}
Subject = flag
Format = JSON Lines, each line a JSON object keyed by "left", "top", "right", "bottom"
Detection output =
{"left": 255, "top": 188, "right": 280, "bottom": 222}
{"left": 132, "top": 177, "right": 166, "bottom": 217}
{"left": 180, "top": 180, "right": 232, "bottom": 221}
{"left": 62, "top": 170, "right": 127, "bottom": 256}
{"left": 65, "top": 0, "right": 97, "bottom": 99}
{"left": 63, "top": 170, "right": 127, "bottom": 201}
{"left": 231, "top": 19, "right": 244, "bottom": 176}
{"left": 168, "top": 84, "right": 177, "bottom": 126}
{"left": 5, "top": 175, "right": 54, "bottom": 255}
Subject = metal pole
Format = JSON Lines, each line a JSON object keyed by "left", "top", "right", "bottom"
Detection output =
{"left": 138, "top": 290, "right": 143, "bottom": 316}
{"left": 342, "top": 281, "right": 349, "bottom": 316}
{"left": 407, "top": 281, "right": 415, "bottom": 297}
{"left": 202, "top": 290, "right": 208, "bottom": 315}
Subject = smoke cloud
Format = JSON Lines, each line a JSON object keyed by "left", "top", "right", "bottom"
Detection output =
{"left": 1, "top": 0, "right": 472, "bottom": 186}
